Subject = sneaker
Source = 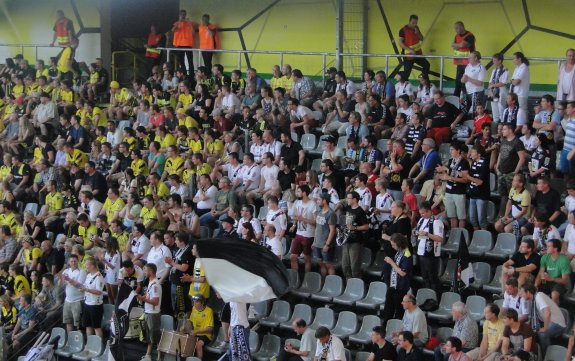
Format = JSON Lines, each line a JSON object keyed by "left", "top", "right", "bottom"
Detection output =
{"left": 140, "top": 355, "right": 152, "bottom": 361}
{"left": 217, "top": 341, "right": 230, "bottom": 349}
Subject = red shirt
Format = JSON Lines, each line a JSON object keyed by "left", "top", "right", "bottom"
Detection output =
{"left": 474, "top": 113, "right": 492, "bottom": 133}
{"left": 150, "top": 113, "right": 165, "bottom": 128}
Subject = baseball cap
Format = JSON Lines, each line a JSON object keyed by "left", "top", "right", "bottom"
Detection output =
{"left": 192, "top": 294, "right": 205, "bottom": 302}
{"left": 110, "top": 80, "right": 120, "bottom": 89}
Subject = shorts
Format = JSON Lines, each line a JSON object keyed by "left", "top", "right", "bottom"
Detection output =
{"left": 290, "top": 235, "right": 313, "bottom": 256}
{"left": 83, "top": 303, "right": 104, "bottom": 329}
{"left": 63, "top": 301, "right": 82, "bottom": 327}
{"left": 220, "top": 303, "right": 231, "bottom": 324}
{"left": 144, "top": 312, "right": 161, "bottom": 344}
{"left": 312, "top": 245, "right": 335, "bottom": 263}
{"left": 444, "top": 193, "right": 467, "bottom": 219}
{"left": 539, "top": 282, "right": 567, "bottom": 296}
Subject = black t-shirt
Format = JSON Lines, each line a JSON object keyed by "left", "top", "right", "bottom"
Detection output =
{"left": 280, "top": 142, "right": 303, "bottom": 167}
{"left": 498, "top": 137, "right": 525, "bottom": 174}
{"left": 533, "top": 189, "right": 566, "bottom": 226}
{"left": 382, "top": 216, "right": 411, "bottom": 256}
{"left": 27, "top": 221, "right": 47, "bottom": 243}
{"left": 39, "top": 248, "right": 65, "bottom": 274}
{"left": 169, "top": 245, "right": 194, "bottom": 285}
{"left": 82, "top": 171, "right": 108, "bottom": 202}
{"left": 398, "top": 346, "right": 424, "bottom": 361}
{"left": 116, "top": 153, "right": 130, "bottom": 172}
{"left": 405, "top": 125, "right": 426, "bottom": 156}
{"left": 277, "top": 170, "right": 295, "bottom": 192}
{"left": 430, "top": 102, "right": 461, "bottom": 128}
{"left": 11, "top": 163, "right": 32, "bottom": 186}
{"left": 41, "top": 144, "right": 56, "bottom": 164}
{"left": 510, "top": 251, "right": 541, "bottom": 277}
{"left": 468, "top": 158, "right": 490, "bottom": 200}
{"left": 387, "top": 153, "right": 411, "bottom": 191}
{"left": 324, "top": 78, "right": 337, "bottom": 96}
{"left": 371, "top": 341, "right": 397, "bottom": 361}
{"left": 344, "top": 206, "right": 368, "bottom": 243}
{"left": 445, "top": 157, "right": 469, "bottom": 195}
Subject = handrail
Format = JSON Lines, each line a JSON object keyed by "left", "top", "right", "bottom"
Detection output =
{"left": 0, "top": 43, "right": 63, "bottom": 64}
{"left": 111, "top": 50, "right": 137, "bottom": 83}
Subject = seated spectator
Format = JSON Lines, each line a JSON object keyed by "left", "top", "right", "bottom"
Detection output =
{"left": 392, "top": 294, "right": 428, "bottom": 347}
{"left": 8, "top": 293, "right": 38, "bottom": 356}
{"left": 434, "top": 302, "right": 478, "bottom": 361}
{"left": 501, "top": 238, "right": 540, "bottom": 290}
{"left": 494, "top": 173, "right": 530, "bottom": 237}
{"left": 500, "top": 277, "right": 529, "bottom": 322}
{"left": 397, "top": 331, "right": 424, "bottom": 361}
{"left": 466, "top": 303, "right": 504, "bottom": 361}
{"left": 500, "top": 308, "right": 534, "bottom": 360}
{"left": 313, "top": 326, "right": 346, "bottom": 361}
{"left": 535, "top": 238, "right": 570, "bottom": 304}
{"left": 181, "top": 294, "right": 213, "bottom": 360}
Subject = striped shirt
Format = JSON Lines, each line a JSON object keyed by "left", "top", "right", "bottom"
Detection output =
{"left": 405, "top": 125, "right": 426, "bottom": 155}
{"left": 564, "top": 119, "right": 575, "bottom": 151}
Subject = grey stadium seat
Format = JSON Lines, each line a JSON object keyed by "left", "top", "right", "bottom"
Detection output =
{"left": 308, "top": 307, "right": 335, "bottom": 330}
{"left": 544, "top": 345, "right": 567, "bottom": 361}
{"left": 55, "top": 330, "right": 85, "bottom": 358}
{"left": 442, "top": 227, "right": 469, "bottom": 255}
{"left": 384, "top": 319, "right": 402, "bottom": 342}
{"left": 252, "top": 334, "right": 281, "bottom": 361}
{"left": 279, "top": 303, "right": 313, "bottom": 331}
{"left": 330, "top": 311, "right": 358, "bottom": 340}
{"left": 72, "top": 335, "right": 104, "bottom": 361}
{"left": 469, "top": 262, "right": 492, "bottom": 291}
{"left": 349, "top": 315, "right": 381, "bottom": 345}
{"left": 333, "top": 278, "right": 365, "bottom": 306}
{"left": 484, "top": 233, "right": 516, "bottom": 260}
{"left": 466, "top": 295, "right": 486, "bottom": 322}
{"left": 259, "top": 300, "right": 290, "bottom": 328}
{"left": 356, "top": 281, "right": 387, "bottom": 310}
{"left": 427, "top": 292, "right": 461, "bottom": 323}
{"left": 290, "top": 272, "right": 322, "bottom": 298}
{"left": 482, "top": 265, "right": 503, "bottom": 294}
{"left": 205, "top": 328, "right": 229, "bottom": 354}
{"left": 416, "top": 288, "right": 437, "bottom": 307}
{"left": 365, "top": 251, "right": 386, "bottom": 277}
{"left": 311, "top": 274, "right": 344, "bottom": 303}
{"left": 468, "top": 230, "right": 493, "bottom": 257}
{"left": 439, "top": 259, "right": 458, "bottom": 286}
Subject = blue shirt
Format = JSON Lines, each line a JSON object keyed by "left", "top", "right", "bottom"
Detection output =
{"left": 148, "top": 152, "right": 166, "bottom": 175}
{"left": 419, "top": 150, "right": 441, "bottom": 182}
{"left": 18, "top": 305, "right": 38, "bottom": 330}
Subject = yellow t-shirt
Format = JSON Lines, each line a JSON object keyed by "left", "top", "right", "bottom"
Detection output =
{"left": 36, "top": 68, "right": 49, "bottom": 79}
{"left": 89, "top": 71, "right": 99, "bottom": 84}
{"left": 508, "top": 187, "right": 531, "bottom": 218}
{"left": 13, "top": 275, "right": 30, "bottom": 297}
{"left": 92, "top": 106, "right": 108, "bottom": 127}
{"left": 77, "top": 108, "right": 89, "bottom": 127}
{"left": 189, "top": 259, "right": 210, "bottom": 299}
{"left": 188, "top": 139, "right": 203, "bottom": 154}
{"left": 66, "top": 149, "right": 88, "bottom": 168}
{"left": 193, "top": 163, "right": 212, "bottom": 177}
{"left": 102, "top": 197, "right": 126, "bottom": 222}
{"left": 0, "top": 165, "right": 11, "bottom": 182}
{"left": 26, "top": 83, "right": 40, "bottom": 96}
{"left": 165, "top": 156, "right": 184, "bottom": 176}
{"left": 96, "top": 135, "right": 107, "bottom": 144}
{"left": 144, "top": 182, "right": 170, "bottom": 199}
{"left": 270, "top": 77, "right": 282, "bottom": 90}
{"left": 2, "top": 305, "right": 17, "bottom": 325}
{"left": 113, "top": 231, "right": 130, "bottom": 252}
{"left": 124, "top": 136, "right": 137, "bottom": 151}
{"left": 45, "top": 191, "right": 63, "bottom": 213}
{"left": 0, "top": 212, "right": 17, "bottom": 235}
{"left": 179, "top": 116, "right": 198, "bottom": 129}
{"left": 60, "top": 89, "right": 75, "bottom": 103}
{"left": 57, "top": 47, "right": 72, "bottom": 73}
{"left": 24, "top": 247, "right": 42, "bottom": 264}
{"left": 280, "top": 76, "right": 294, "bottom": 92}
{"left": 12, "top": 84, "right": 25, "bottom": 98}
{"left": 114, "top": 88, "right": 131, "bottom": 104}
{"left": 177, "top": 93, "right": 194, "bottom": 108}
{"left": 182, "top": 169, "right": 194, "bottom": 184}
{"left": 156, "top": 133, "right": 176, "bottom": 149}
{"left": 483, "top": 319, "right": 504, "bottom": 350}
{"left": 78, "top": 223, "right": 98, "bottom": 247}
{"left": 189, "top": 306, "right": 214, "bottom": 340}
{"left": 205, "top": 139, "right": 224, "bottom": 157}
{"left": 139, "top": 206, "right": 158, "bottom": 226}
{"left": 130, "top": 159, "right": 149, "bottom": 177}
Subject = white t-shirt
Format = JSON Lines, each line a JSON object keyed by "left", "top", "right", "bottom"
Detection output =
{"left": 146, "top": 244, "right": 172, "bottom": 279}
{"left": 395, "top": 81, "right": 414, "bottom": 98}
{"left": 266, "top": 208, "right": 287, "bottom": 236}
{"left": 263, "top": 140, "right": 282, "bottom": 160}
{"left": 250, "top": 143, "right": 265, "bottom": 163}
{"left": 294, "top": 199, "right": 317, "bottom": 238}
{"left": 464, "top": 63, "right": 486, "bottom": 94}
{"left": 145, "top": 279, "right": 161, "bottom": 314}
{"left": 230, "top": 301, "right": 250, "bottom": 328}
{"left": 84, "top": 271, "right": 105, "bottom": 305}
{"left": 375, "top": 192, "right": 393, "bottom": 223}
{"left": 237, "top": 217, "right": 262, "bottom": 237}
{"left": 534, "top": 292, "right": 565, "bottom": 327}
{"left": 300, "top": 327, "right": 316, "bottom": 361}
{"left": 265, "top": 236, "right": 283, "bottom": 257}
{"left": 519, "top": 135, "right": 537, "bottom": 153}
{"left": 565, "top": 195, "right": 575, "bottom": 213}
{"left": 260, "top": 164, "right": 279, "bottom": 190}
{"left": 336, "top": 80, "right": 355, "bottom": 97}
{"left": 402, "top": 307, "right": 429, "bottom": 344}
{"left": 225, "top": 163, "right": 244, "bottom": 184}
{"left": 314, "top": 336, "right": 346, "bottom": 361}
{"left": 195, "top": 185, "right": 218, "bottom": 210}
{"left": 222, "top": 94, "right": 241, "bottom": 113}
{"left": 292, "top": 105, "right": 313, "bottom": 120}
{"left": 63, "top": 267, "right": 86, "bottom": 303}
{"left": 565, "top": 224, "right": 575, "bottom": 255}
{"left": 241, "top": 164, "right": 261, "bottom": 191}
{"left": 104, "top": 251, "right": 121, "bottom": 284}
{"left": 416, "top": 217, "right": 445, "bottom": 257}
{"left": 502, "top": 291, "right": 522, "bottom": 313}
{"left": 356, "top": 187, "right": 372, "bottom": 211}
{"left": 131, "top": 234, "right": 151, "bottom": 258}
{"left": 511, "top": 63, "right": 530, "bottom": 97}
{"left": 417, "top": 84, "right": 437, "bottom": 104}
{"left": 118, "top": 265, "right": 146, "bottom": 283}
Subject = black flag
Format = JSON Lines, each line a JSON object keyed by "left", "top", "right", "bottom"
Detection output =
{"left": 452, "top": 232, "right": 474, "bottom": 293}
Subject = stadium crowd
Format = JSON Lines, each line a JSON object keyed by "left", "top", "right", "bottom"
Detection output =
{"left": 1, "top": 8, "right": 575, "bottom": 361}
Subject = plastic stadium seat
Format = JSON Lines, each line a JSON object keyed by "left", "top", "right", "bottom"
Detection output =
{"left": 257, "top": 206, "right": 268, "bottom": 221}
{"left": 311, "top": 158, "right": 322, "bottom": 172}
{"left": 439, "top": 259, "right": 458, "bottom": 286}
{"left": 466, "top": 295, "right": 486, "bottom": 322}
{"left": 286, "top": 269, "right": 300, "bottom": 290}
{"left": 445, "top": 96, "right": 460, "bottom": 108}
{"left": 72, "top": 335, "right": 104, "bottom": 361}
{"left": 349, "top": 315, "right": 381, "bottom": 345}
{"left": 252, "top": 334, "right": 281, "bottom": 361}
{"left": 48, "top": 327, "right": 67, "bottom": 349}
{"left": 101, "top": 303, "right": 115, "bottom": 330}
{"left": 384, "top": 319, "right": 402, "bottom": 342}
{"left": 469, "top": 262, "right": 492, "bottom": 290}
{"left": 345, "top": 349, "right": 352, "bottom": 361}
{"left": 561, "top": 308, "right": 571, "bottom": 340}
{"left": 468, "top": 230, "right": 493, "bottom": 257}
{"left": 424, "top": 327, "right": 453, "bottom": 356}
{"left": 290, "top": 272, "right": 322, "bottom": 298}
{"left": 259, "top": 300, "right": 290, "bottom": 328}
{"left": 567, "top": 285, "right": 575, "bottom": 305}
{"left": 309, "top": 136, "right": 328, "bottom": 155}
{"left": 365, "top": 251, "right": 386, "bottom": 277}
{"left": 415, "top": 288, "right": 437, "bottom": 307}
{"left": 484, "top": 233, "right": 516, "bottom": 260}
{"left": 311, "top": 275, "right": 344, "bottom": 303}
{"left": 24, "top": 203, "right": 39, "bottom": 216}
{"left": 279, "top": 303, "right": 313, "bottom": 331}
{"left": 308, "top": 307, "right": 335, "bottom": 330}
{"left": 161, "top": 314, "right": 175, "bottom": 331}
{"left": 482, "top": 265, "right": 504, "bottom": 294}
{"left": 199, "top": 226, "right": 212, "bottom": 239}
{"left": 490, "top": 172, "right": 500, "bottom": 198}
{"left": 360, "top": 247, "right": 373, "bottom": 270}
{"left": 377, "top": 139, "right": 388, "bottom": 152}
{"left": 55, "top": 330, "right": 85, "bottom": 358}
{"left": 330, "top": 311, "right": 358, "bottom": 340}
{"left": 356, "top": 281, "right": 387, "bottom": 310}
{"left": 494, "top": 299, "right": 504, "bottom": 309}
{"left": 438, "top": 143, "right": 451, "bottom": 163}
{"left": 249, "top": 331, "right": 261, "bottom": 353}
{"left": 249, "top": 300, "right": 270, "bottom": 321}
{"left": 336, "top": 136, "right": 346, "bottom": 149}
{"left": 486, "top": 201, "right": 497, "bottom": 224}
{"left": 291, "top": 132, "right": 299, "bottom": 142}
{"left": 442, "top": 228, "right": 470, "bottom": 255}
{"left": 355, "top": 351, "right": 371, "bottom": 361}
{"left": 333, "top": 278, "right": 365, "bottom": 306}
{"left": 284, "top": 338, "right": 300, "bottom": 349}
{"left": 544, "top": 345, "right": 567, "bottom": 361}
{"left": 15, "top": 201, "right": 24, "bottom": 214}
{"left": 205, "top": 328, "right": 229, "bottom": 354}
{"left": 301, "top": 134, "right": 317, "bottom": 151}
{"left": 427, "top": 292, "right": 461, "bottom": 323}
{"left": 413, "top": 258, "right": 444, "bottom": 285}
{"left": 92, "top": 341, "right": 111, "bottom": 361}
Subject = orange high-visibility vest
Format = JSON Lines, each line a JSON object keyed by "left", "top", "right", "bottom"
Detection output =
{"left": 453, "top": 31, "right": 474, "bottom": 65}
{"left": 401, "top": 25, "right": 422, "bottom": 59}
{"left": 55, "top": 18, "right": 71, "bottom": 46}
{"left": 145, "top": 33, "right": 163, "bottom": 58}
{"left": 199, "top": 23, "right": 219, "bottom": 50}
{"left": 173, "top": 21, "right": 195, "bottom": 47}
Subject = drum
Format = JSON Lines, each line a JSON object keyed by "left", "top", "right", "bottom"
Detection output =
{"left": 158, "top": 330, "right": 196, "bottom": 357}
{"left": 124, "top": 307, "right": 144, "bottom": 339}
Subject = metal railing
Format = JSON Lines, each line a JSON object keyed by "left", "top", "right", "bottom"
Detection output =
{"left": 0, "top": 43, "right": 62, "bottom": 63}
{"left": 111, "top": 50, "right": 137, "bottom": 82}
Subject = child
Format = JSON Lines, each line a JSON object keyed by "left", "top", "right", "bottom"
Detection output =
{"left": 374, "top": 178, "right": 393, "bottom": 226}
{"left": 473, "top": 103, "right": 492, "bottom": 134}
{"left": 230, "top": 69, "right": 245, "bottom": 97}
{"left": 520, "top": 124, "right": 537, "bottom": 154}
{"left": 100, "top": 238, "right": 121, "bottom": 304}
{"left": 401, "top": 178, "right": 419, "bottom": 227}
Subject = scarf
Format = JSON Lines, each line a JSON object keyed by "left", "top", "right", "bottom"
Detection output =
{"left": 390, "top": 249, "right": 405, "bottom": 288}
{"left": 530, "top": 295, "right": 541, "bottom": 332}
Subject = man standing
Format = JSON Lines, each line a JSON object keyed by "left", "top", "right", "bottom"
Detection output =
{"left": 228, "top": 301, "right": 252, "bottom": 361}
{"left": 313, "top": 193, "right": 337, "bottom": 276}
{"left": 415, "top": 201, "right": 444, "bottom": 291}
{"left": 278, "top": 318, "right": 316, "bottom": 361}
{"left": 398, "top": 15, "right": 430, "bottom": 78}
{"left": 137, "top": 263, "right": 161, "bottom": 361}
{"left": 341, "top": 191, "right": 369, "bottom": 279}
{"left": 59, "top": 255, "right": 85, "bottom": 332}
{"left": 409, "top": 138, "right": 440, "bottom": 193}
{"left": 461, "top": 51, "right": 486, "bottom": 114}
{"left": 451, "top": 21, "right": 475, "bottom": 97}
{"left": 495, "top": 124, "right": 526, "bottom": 214}
{"left": 290, "top": 185, "right": 316, "bottom": 273}
{"left": 82, "top": 258, "right": 105, "bottom": 338}
{"left": 171, "top": 9, "right": 197, "bottom": 76}
{"left": 51, "top": 10, "right": 75, "bottom": 47}
{"left": 313, "top": 327, "right": 346, "bottom": 361}
{"left": 436, "top": 142, "right": 469, "bottom": 229}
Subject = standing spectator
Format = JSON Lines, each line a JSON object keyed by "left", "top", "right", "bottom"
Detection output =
{"left": 466, "top": 303, "right": 504, "bottom": 361}
{"left": 144, "top": 24, "right": 165, "bottom": 72}
{"left": 289, "top": 185, "right": 316, "bottom": 273}
{"left": 397, "top": 331, "right": 424, "bottom": 361}
{"left": 137, "top": 262, "right": 161, "bottom": 361}
{"left": 381, "top": 140, "right": 411, "bottom": 201}
{"left": 82, "top": 258, "right": 104, "bottom": 337}
{"left": 51, "top": 9, "right": 75, "bottom": 47}
{"left": 488, "top": 53, "right": 509, "bottom": 122}
{"left": 461, "top": 51, "right": 486, "bottom": 114}
{"left": 59, "top": 255, "right": 85, "bottom": 332}
{"left": 510, "top": 52, "right": 530, "bottom": 114}
{"left": 341, "top": 191, "right": 369, "bottom": 279}
{"left": 398, "top": 15, "right": 429, "bottom": 78}
{"left": 313, "top": 193, "right": 337, "bottom": 276}
{"left": 414, "top": 201, "right": 444, "bottom": 291}
{"left": 496, "top": 124, "right": 526, "bottom": 215}
{"left": 437, "top": 142, "right": 469, "bottom": 228}
{"left": 313, "top": 327, "right": 346, "bottom": 361}
{"left": 557, "top": 48, "right": 575, "bottom": 102}
{"left": 451, "top": 21, "right": 475, "bottom": 97}
{"left": 465, "top": 145, "right": 490, "bottom": 230}
{"left": 171, "top": 10, "right": 197, "bottom": 76}
{"left": 409, "top": 138, "right": 440, "bottom": 192}
{"left": 381, "top": 233, "right": 413, "bottom": 322}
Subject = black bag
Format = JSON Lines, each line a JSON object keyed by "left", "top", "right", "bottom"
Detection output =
{"left": 420, "top": 298, "right": 439, "bottom": 312}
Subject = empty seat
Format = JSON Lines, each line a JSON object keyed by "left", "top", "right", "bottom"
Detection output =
{"left": 48, "top": 327, "right": 67, "bottom": 349}
{"left": 566, "top": 285, "right": 575, "bottom": 304}
{"left": 482, "top": 265, "right": 503, "bottom": 294}
{"left": 428, "top": 292, "right": 461, "bottom": 323}
{"left": 424, "top": 327, "right": 453, "bottom": 356}
{"left": 484, "top": 233, "right": 516, "bottom": 260}
{"left": 257, "top": 206, "right": 269, "bottom": 221}
{"left": 311, "top": 275, "right": 344, "bottom": 302}
{"left": 384, "top": 319, "right": 402, "bottom": 342}
{"left": 438, "top": 143, "right": 451, "bottom": 163}
{"left": 468, "top": 230, "right": 493, "bottom": 257}
{"left": 161, "top": 314, "right": 175, "bottom": 331}
{"left": 199, "top": 226, "right": 211, "bottom": 239}
{"left": 259, "top": 300, "right": 290, "bottom": 328}
{"left": 333, "top": 278, "right": 365, "bottom": 306}
{"left": 356, "top": 281, "right": 387, "bottom": 310}
{"left": 301, "top": 134, "right": 317, "bottom": 152}
{"left": 290, "top": 272, "right": 322, "bottom": 298}
{"left": 415, "top": 288, "right": 437, "bottom": 307}
{"left": 92, "top": 341, "right": 111, "bottom": 361}
{"left": 489, "top": 172, "right": 500, "bottom": 198}
{"left": 544, "top": 345, "right": 567, "bottom": 361}
{"left": 439, "top": 259, "right": 458, "bottom": 285}
{"left": 377, "top": 139, "right": 388, "bottom": 152}
{"left": 442, "top": 228, "right": 469, "bottom": 255}
{"left": 249, "top": 331, "right": 261, "bottom": 353}
{"left": 336, "top": 136, "right": 346, "bottom": 149}
{"left": 349, "top": 315, "right": 381, "bottom": 345}
{"left": 308, "top": 307, "right": 335, "bottom": 330}
{"left": 355, "top": 351, "right": 371, "bottom": 361}
{"left": 24, "top": 203, "right": 39, "bottom": 216}
{"left": 286, "top": 269, "right": 300, "bottom": 290}
{"left": 360, "top": 247, "right": 373, "bottom": 270}
{"left": 279, "top": 303, "right": 313, "bottom": 331}
{"left": 330, "top": 311, "right": 358, "bottom": 340}
{"left": 205, "top": 328, "right": 229, "bottom": 354}
{"left": 252, "top": 334, "right": 281, "bottom": 361}
{"left": 101, "top": 303, "right": 115, "bottom": 331}
{"left": 365, "top": 251, "right": 386, "bottom": 277}
{"left": 309, "top": 136, "right": 328, "bottom": 155}
{"left": 72, "top": 335, "right": 104, "bottom": 361}
{"left": 469, "top": 262, "right": 492, "bottom": 290}
{"left": 55, "top": 330, "right": 85, "bottom": 358}
{"left": 466, "top": 295, "right": 486, "bottom": 322}
{"left": 311, "top": 158, "right": 322, "bottom": 172}
{"left": 345, "top": 349, "right": 352, "bottom": 361}
{"left": 291, "top": 132, "right": 299, "bottom": 142}
{"left": 493, "top": 299, "right": 504, "bottom": 309}
{"left": 249, "top": 300, "right": 270, "bottom": 321}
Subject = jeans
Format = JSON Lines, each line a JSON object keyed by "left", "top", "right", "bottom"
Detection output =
{"left": 537, "top": 322, "right": 565, "bottom": 354}
{"left": 454, "top": 65, "right": 466, "bottom": 97}
{"left": 341, "top": 242, "right": 363, "bottom": 279}
{"left": 469, "top": 198, "right": 488, "bottom": 229}
{"left": 200, "top": 211, "right": 228, "bottom": 228}
{"left": 419, "top": 256, "right": 440, "bottom": 290}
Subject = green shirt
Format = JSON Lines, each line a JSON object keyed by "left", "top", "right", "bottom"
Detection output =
{"left": 540, "top": 253, "right": 570, "bottom": 279}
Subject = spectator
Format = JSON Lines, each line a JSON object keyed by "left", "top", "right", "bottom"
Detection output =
{"left": 500, "top": 308, "right": 534, "bottom": 360}
{"left": 313, "top": 326, "right": 346, "bottom": 361}
{"left": 137, "top": 262, "right": 162, "bottom": 361}
{"left": 535, "top": 238, "right": 570, "bottom": 304}
{"left": 8, "top": 293, "right": 38, "bottom": 356}
{"left": 414, "top": 201, "right": 444, "bottom": 291}
{"left": 393, "top": 294, "right": 428, "bottom": 347}
{"left": 466, "top": 303, "right": 503, "bottom": 361}
{"left": 397, "top": 331, "right": 424, "bottom": 361}
{"left": 381, "top": 233, "right": 413, "bottom": 322}
{"left": 434, "top": 302, "right": 478, "bottom": 361}
{"left": 59, "top": 254, "right": 86, "bottom": 332}
{"left": 510, "top": 52, "right": 530, "bottom": 114}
